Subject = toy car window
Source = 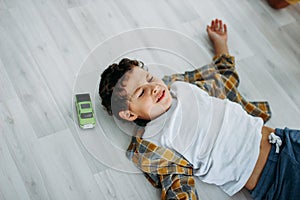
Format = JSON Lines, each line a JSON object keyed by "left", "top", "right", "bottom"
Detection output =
{"left": 81, "top": 103, "right": 90, "bottom": 109}
{"left": 81, "top": 112, "right": 93, "bottom": 119}
{"left": 76, "top": 94, "right": 91, "bottom": 102}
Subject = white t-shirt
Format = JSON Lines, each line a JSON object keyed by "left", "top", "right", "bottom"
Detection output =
{"left": 142, "top": 81, "right": 263, "bottom": 196}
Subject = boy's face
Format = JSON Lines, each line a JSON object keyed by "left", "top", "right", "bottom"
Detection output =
{"left": 118, "top": 66, "right": 172, "bottom": 121}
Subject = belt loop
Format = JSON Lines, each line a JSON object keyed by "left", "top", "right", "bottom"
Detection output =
{"left": 268, "top": 132, "right": 282, "bottom": 153}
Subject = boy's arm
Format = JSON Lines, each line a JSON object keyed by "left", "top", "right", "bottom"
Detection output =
{"left": 207, "top": 19, "right": 229, "bottom": 56}
{"left": 127, "top": 137, "right": 199, "bottom": 200}
{"left": 144, "top": 172, "right": 198, "bottom": 200}
{"left": 161, "top": 174, "right": 198, "bottom": 200}
{"left": 162, "top": 53, "right": 271, "bottom": 122}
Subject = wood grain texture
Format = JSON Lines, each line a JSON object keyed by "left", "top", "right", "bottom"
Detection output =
{"left": 0, "top": 0, "right": 300, "bottom": 199}
{"left": 0, "top": 99, "right": 51, "bottom": 199}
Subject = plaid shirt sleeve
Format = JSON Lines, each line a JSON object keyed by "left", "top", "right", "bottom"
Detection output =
{"left": 126, "top": 137, "right": 198, "bottom": 200}
{"left": 126, "top": 54, "right": 272, "bottom": 200}
{"left": 162, "top": 54, "right": 271, "bottom": 122}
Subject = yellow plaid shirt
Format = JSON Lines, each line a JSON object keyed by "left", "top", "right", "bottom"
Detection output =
{"left": 126, "top": 54, "right": 271, "bottom": 200}
{"left": 285, "top": 0, "right": 299, "bottom": 5}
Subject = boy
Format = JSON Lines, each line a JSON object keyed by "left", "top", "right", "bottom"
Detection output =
{"left": 99, "top": 19, "right": 300, "bottom": 200}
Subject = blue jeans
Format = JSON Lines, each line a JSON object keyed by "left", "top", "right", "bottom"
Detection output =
{"left": 250, "top": 128, "right": 300, "bottom": 200}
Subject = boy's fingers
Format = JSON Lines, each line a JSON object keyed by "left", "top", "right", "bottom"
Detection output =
{"left": 209, "top": 19, "right": 227, "bottom": 32}
{"left": 207, "top": 25, "right": 212, "bottom": 33}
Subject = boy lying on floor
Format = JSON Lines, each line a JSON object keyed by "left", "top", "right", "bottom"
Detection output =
{"left": 98, "top": 19, "right": 300, "bottom": 200}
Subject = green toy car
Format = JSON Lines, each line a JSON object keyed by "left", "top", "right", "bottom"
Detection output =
{"left": 75, "top": 93, "right": 96, "bottom": 129}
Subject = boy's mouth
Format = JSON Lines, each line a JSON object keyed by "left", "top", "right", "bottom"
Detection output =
{"left": 156, "top": 90, "right": 165, "bottom": 103}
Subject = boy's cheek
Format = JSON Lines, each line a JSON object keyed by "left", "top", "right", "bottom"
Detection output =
{"left": 135, "top": 101, "right": 152, "bottom": 113}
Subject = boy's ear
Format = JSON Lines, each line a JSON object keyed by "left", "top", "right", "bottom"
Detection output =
{"left": 118, "top": 110, "right": 138, "bottom": 121}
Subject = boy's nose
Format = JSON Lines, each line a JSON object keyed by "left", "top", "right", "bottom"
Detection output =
{"left": 152, "top": 85, "right": 158, "bottom": 94}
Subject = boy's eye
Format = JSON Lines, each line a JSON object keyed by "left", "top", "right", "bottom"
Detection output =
{"left": 148, "top": 76, "right": 153, "bottom": 82}
{"left": 138, "top": 89, "right": 144, "bottom": 98}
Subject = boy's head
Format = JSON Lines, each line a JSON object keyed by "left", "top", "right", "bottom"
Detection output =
{"left": 99, "top": 58, "right": 172, "bottom": 125}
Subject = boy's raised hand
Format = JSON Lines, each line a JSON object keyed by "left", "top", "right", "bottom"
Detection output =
{"left": 207, "top": 19, "right": 228, "bottom": 44}
{"left": 206, "top": 19, "right": 229, "bottom": 55}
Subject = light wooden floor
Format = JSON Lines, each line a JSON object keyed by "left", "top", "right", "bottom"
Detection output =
{"left": 1, "top": 0, "right": 300, "bottom": 199}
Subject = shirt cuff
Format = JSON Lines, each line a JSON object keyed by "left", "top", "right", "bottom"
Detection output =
{"left": 212, "top": 53, "right": 234, "bottom": 61}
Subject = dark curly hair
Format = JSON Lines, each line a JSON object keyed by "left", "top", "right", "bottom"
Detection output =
{"left": 99, "top": 58, "right": 149, "bottom": 126}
